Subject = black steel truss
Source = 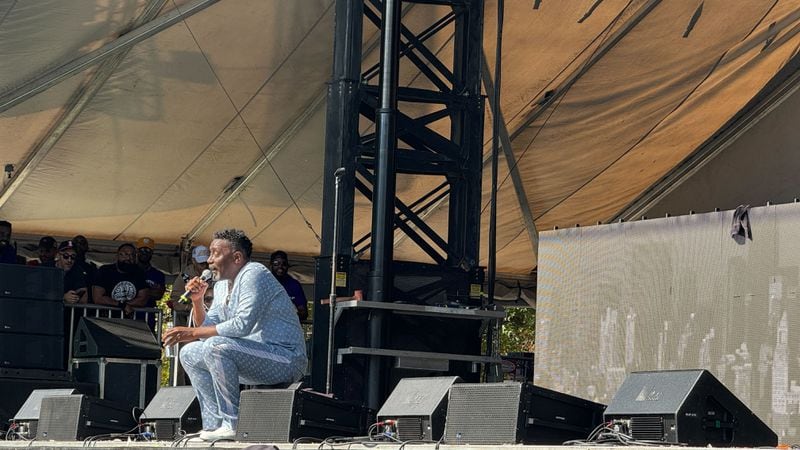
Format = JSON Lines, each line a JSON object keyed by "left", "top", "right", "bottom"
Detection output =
{"left": 311, "top": 0, "right": 485, "bottom": 404}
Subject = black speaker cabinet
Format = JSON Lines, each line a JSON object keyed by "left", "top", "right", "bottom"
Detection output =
{"left": 0, "top": 333, "right": 64, "bottom": 370}
{"left": 445, "top": 382, "right": 605, "bottom": 445}
{"left": 0, "top": 264, "right": 62, "bottom": 300}
{"left": 0, "top": 369, "right": 97, "bottom": 427}
{"left": 11, "top": 389, "right": 77, "bottom": 439}
{"left": 73, "top": 317, "right": 160, "bottom": 359}
{"left": 312, "top": 259, "right": 483, "bottom": 404}
{"left": 141, "top": 386, "right": 201, "bottom": 440}
{"left": 237, "top": 384, "right": 373, "bottom": 443}
{"left": 523, "top": 384, "right": 605, "bottom": 443}
{"left": 377, "top": 376, "right": 462, "bottom": 441}
{"left": 604, "top": 369, "right": 777, "bottom": 447}
{"left": 0, "top": 296, "right": 64, "bottom": 335}
{"left": 72, "top": 357, "right": 160, "bottom": 409}
{"left": 36, "top": 394, "right": 137, "bottom": 441}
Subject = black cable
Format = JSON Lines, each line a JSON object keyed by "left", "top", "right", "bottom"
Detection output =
{"left": 292, "top": 436, "right": 323, "bottom": 449}
{"left": 172, "top": 432, "right": 201, "bottom": 447}
{"left": 398, "top": 439, "right": 437, "bottom": 450}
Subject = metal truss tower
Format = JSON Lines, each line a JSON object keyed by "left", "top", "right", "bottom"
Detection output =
{"left": 312, "top": 0, "right": 486, "bottom": 408}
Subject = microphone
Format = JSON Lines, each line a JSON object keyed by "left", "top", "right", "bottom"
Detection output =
{"left": 179, "top": 269, "right": 213, "bottom": 304}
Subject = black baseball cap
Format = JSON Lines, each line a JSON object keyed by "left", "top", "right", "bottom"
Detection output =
{"left": 38, "top": 236, "right": 57, "bottom": 249}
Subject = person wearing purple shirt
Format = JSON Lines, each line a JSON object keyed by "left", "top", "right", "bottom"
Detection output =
{"left": 269, "top": 250, "right": 308, "bottom": 321}
{"left": 135, "top": 237, "right": 165, "bottom": 329}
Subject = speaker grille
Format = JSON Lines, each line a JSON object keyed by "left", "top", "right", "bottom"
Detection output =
{"left": 397, "top": 417, "right": 423, "bottom": 441}
{"left": 237, "top": 389, "right": 295, "bottom": 442}
{"left": 37, "top": 396, "right": 81, "bottom": 440}
{"left": 26, "top": 421, "right": 38, "bottom": 439}
{"left": 630, "top": 416, "right": 664, "bottom": 441}
{"left": 155, "top": 419, "right": 177, "bottom": 440}
{"left": 445, "top": 383, "right": 521, "bottom": 444}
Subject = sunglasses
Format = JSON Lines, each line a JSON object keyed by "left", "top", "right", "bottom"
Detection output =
{"left": 60, "top": 253, "right": 76, "bottom": 261}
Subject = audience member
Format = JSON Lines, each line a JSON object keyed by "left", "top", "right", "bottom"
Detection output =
{"left": 28, "top": 236, "right": 58, "bottom": 267}
{"left": 270, "top": 250, "right": 308, "bottom": 320}
{"left": 0, "top": 220, "right": 18, "bottom": 264}
{"left": 71, "top": 235, "right": 97, "bottom": 302}
{"left": 170, "top": 245, "right": 214, "bottom": 313}
{"left": 57, "top": 240, "right": 88, "bottom": 304}
{"left": 92, "top": 243, "right": 148, "bottom": 316}
{"left": 136, "top": 237, "right": 166, "bottom": 305}
{"left": 72, "top": 235, "right": 97, "bottom": 275}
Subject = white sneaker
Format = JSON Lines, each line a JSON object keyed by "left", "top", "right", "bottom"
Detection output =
{"left": 199, "top": 426, "right": 236, "bottom": 441}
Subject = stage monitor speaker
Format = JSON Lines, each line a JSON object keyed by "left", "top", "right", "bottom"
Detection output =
{"left": 237, "top": 384, "right": 373, "bottom": 443}
{"left": 0, "top": 296, "right": 64, "bottom": 335}
{"left": 141, "top": 386, "right": 201, "bottom": 440}
{"left": 377, "top": 376, "right": 462, "bottom": 441}
{"left": 603, "top": 369, "right": 777, "bottom": 447}
{"left": 11, "top": 389, "right": 77, "bottom": 439}
{"left": 36, "top": 394, "right": 136, "bottom": 441}
{"left": 73, "top": 317, "right": 160, "bottom": 359}
{"left": 0, "top": 370, "right": 97, "bottom": 427}
{"left": 444, "top": 382, "right": 605, "bottom": 445}
{"left": 445, "top": 382, "right": 522, "bottom": 445}
{"left": 0, "top": 333, "right": 64, "bottom": 370}
{"left": 0, "top": 264, "right": 62, "bottom": 300}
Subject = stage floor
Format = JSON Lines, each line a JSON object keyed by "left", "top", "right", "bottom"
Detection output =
{"left": 0, "top": 443, "right": 750, "bottom": 450}
{"left": 0, "top": 441, "right": 760, "bottom": 450}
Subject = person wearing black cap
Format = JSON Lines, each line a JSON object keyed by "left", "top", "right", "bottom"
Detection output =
{"left": 27, "top": 236, "right": 58, "bottom": 267}
{"left": 269, "top": 250, "right": 308, "bottom": 321}
{"left": 57, "top": 240, "right": 88, "bottom": 304}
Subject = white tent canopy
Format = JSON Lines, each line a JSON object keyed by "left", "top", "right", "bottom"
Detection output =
{"left": 3, "top": 0, "right": 800, "bottom": 282}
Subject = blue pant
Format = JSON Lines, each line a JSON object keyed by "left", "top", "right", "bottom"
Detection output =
{"left": 180, "top": 336, "right": 305, "bottom": 430}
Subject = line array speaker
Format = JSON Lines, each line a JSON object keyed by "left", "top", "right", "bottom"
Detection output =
{"left": 0, "top": 296, "right": 64, "bottom": 335}
{"left": 0, "top": 264, "right": 63, "bottom": 300}
{"left": 0, "top": 333, "right": 64, "bottom": 371}
{"left": 604, "top": 369, "right": 777, "bottom": 446}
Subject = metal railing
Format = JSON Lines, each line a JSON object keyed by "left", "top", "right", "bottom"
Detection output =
{"left": 64, "top": 304, "right": 163, "bottom": 373}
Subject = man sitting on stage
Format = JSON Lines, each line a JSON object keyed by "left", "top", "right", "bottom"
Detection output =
{"left": 162, "top": 229, "right": 307, "bottom": 441}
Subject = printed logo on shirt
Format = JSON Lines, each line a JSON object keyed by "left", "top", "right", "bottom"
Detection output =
{"left": 111, "top": 281, "right": 137, "bottom": 303}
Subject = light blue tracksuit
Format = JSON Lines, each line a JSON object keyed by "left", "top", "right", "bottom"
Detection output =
{"left": 180, "top": 261, "right": 307, "bottom": 430}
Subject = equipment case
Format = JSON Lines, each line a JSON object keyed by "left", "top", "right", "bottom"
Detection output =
{"left": 72, "top": 357, "right": 160, "bottom": 409}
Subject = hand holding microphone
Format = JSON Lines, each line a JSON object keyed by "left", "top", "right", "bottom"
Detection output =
{"left": 179, "top": 269, "right": 213, "bottom": 304}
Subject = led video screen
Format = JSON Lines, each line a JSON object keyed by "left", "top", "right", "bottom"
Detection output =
{"left": 535, "top": 203, "right": 800, "bottom": 438}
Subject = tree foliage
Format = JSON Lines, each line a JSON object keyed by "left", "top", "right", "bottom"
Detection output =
{"left": 499, "top": 307, "right": 536, "bottom": 354}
